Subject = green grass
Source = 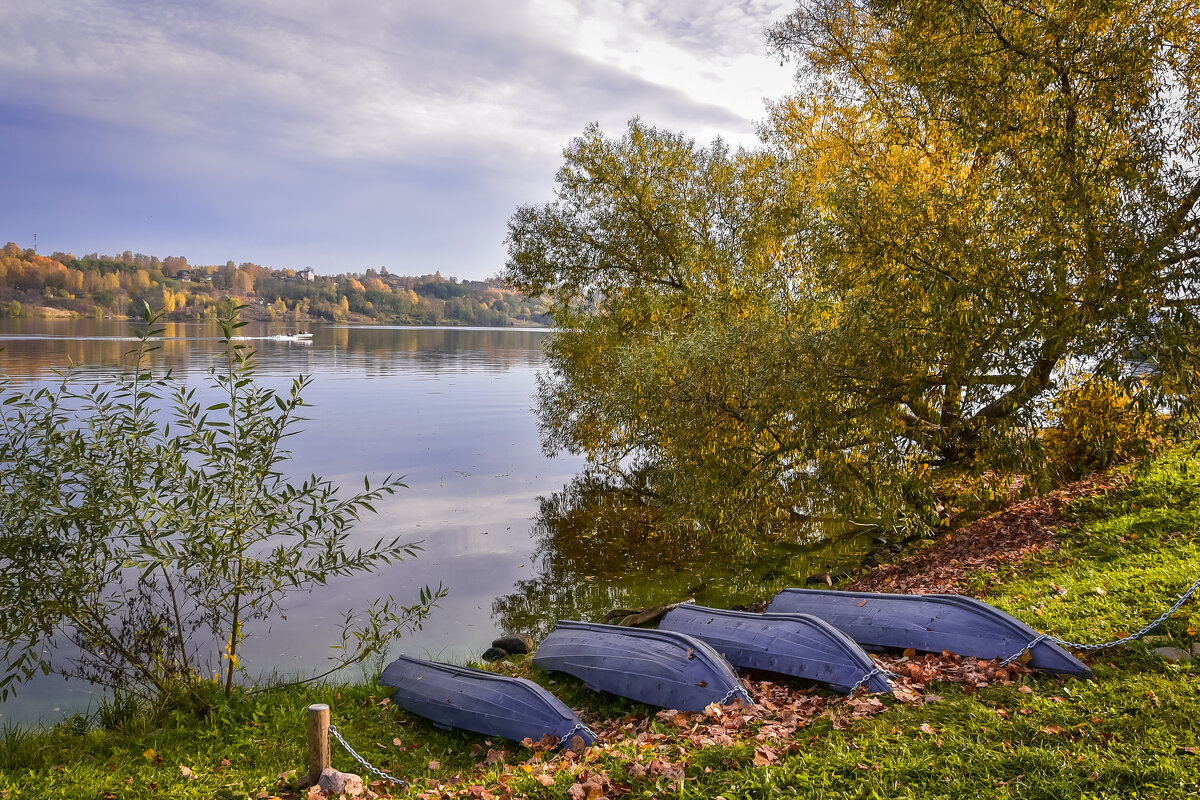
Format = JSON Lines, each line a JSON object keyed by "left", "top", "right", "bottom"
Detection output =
{"left": 4, "top": 443, "right": 1200, "bottom": 798}
{"left": 973, "top": 445, "right": 1200, "bottom": 654}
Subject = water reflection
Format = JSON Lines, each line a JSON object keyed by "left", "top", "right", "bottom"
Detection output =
{"left": 0, "top": 319, "right": 571, "bottom": 726}
{"left": 492, "top": 472, "right": 879, "bottom": 639}
{"left": 0, "top": 319, "right": 548, "bottom": 381}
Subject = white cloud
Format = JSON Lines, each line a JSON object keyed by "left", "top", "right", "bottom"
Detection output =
{"left": 0, "top": 0, "right": 798, "bottom": 275}
{"left": 1, "top": 0, "right": 793, "bottom": 159}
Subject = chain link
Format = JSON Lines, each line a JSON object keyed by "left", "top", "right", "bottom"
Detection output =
{"left": 327, "top": 719, "right": 598, "bottom": 785}
{"left": 717, "top": 684, "right": 755, "bottom": 706}
{"left": 850, "top": 665, "right": 899, "bottom": 693}
{"left": 1000, "top": 633, "right": 1051, "bottom": 666}
{"left": 1003, "top": 575, "right": 1200, "bottom": 663}
{"left": 327, "top": 723, "right": 408, "bottom": 787}
{"left": 561, "top": 721, "right": 597, "bottom": 746}
{"left": 1047, "top": 575, "right": 1200, "bottom": 651}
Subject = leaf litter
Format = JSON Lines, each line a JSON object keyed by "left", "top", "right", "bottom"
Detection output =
{"left": 849, "top": 472, "right": 1125, "bottom": 595}
{"left": 394, "top": 651, "right": 1033, "bottom": 800}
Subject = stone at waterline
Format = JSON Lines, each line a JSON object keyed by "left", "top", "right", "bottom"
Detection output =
{"left": 492, "top": 633, "right": 535, "bottom": 655}
{"left": 481, "top": 647, "right": 510, "bottom": 662}
{"left": 861, "top": 547, "right": 896, "bottom": 568}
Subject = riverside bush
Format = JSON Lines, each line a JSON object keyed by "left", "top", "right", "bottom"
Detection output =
{"left": 0, "top": 303, "right": 442, "bottom": 706}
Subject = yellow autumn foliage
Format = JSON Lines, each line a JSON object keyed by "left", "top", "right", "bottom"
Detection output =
{"left": 1043, "top": 377, "right": 1155, "bottom": 475}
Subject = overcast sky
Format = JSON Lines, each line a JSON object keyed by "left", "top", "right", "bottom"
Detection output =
{"left": 0, "top": 1, "right": 797, "bottom": 280}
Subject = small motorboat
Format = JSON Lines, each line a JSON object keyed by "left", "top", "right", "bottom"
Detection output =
{"left": 657, "top": 604, "right": 892, "bottom": 694}
{"left": 378, "top": 655, "right": 595, "bottom": 747}
{"left": 768, "top": 588, "right": 1092, "bottom": 677}
{"left": 532, "top": 620, "right": 753, "bottom": 712}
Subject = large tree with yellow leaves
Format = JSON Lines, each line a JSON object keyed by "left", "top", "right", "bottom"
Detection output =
{"left": 506, "top": 0, "right": 1200, "bottom": 534}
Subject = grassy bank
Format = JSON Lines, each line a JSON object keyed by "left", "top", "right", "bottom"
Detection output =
{"left": 3, "top": 444, "right": 1200, "bottom": 799}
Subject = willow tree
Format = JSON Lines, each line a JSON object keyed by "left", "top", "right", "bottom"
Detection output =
{"left": 507, "top": 0, "right": 1200, "bottom": 535}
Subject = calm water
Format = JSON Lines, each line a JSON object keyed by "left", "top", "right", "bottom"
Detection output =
{"left": 0, "top": 318, "right": 874, "bottom": 727}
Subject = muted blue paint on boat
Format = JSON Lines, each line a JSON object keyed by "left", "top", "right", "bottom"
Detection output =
{"left": 533, "top": 620, "right": 754, "bottom": 712}
{"left": 379, "top": 655, "right": 595, "bottom": 747}
{"left": 768, "top": 588, "right": 1092, "bottom": 677}
{"left": 658, "top": 604, "right": 893, "bottom": 694}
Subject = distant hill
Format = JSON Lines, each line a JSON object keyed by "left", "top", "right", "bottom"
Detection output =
{"left": 0, "top": 242, "right": 551, "bottom": 326}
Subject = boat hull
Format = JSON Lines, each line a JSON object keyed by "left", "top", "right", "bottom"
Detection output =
{"left": 533, "top": 620, "right": 753, "bottom": 712}
{"left": 658, "top": 604, "right": 892, "bottom": 694}
{"left": 379, "top": 655, "right": 595, "bottom": 747}
{"left": 768, "top": 588, "right": 1092, "bottom": 677}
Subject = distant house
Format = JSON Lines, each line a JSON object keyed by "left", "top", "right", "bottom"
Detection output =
{"left": 176, "top": 269, "right": 193, "bottom": 281}
{"left": 298, "top": 268, "right": 316, "bottom": 282}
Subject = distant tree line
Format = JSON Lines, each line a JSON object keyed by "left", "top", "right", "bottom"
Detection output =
{"left": 0, "top": 242, "right": 551, "bottom": 326}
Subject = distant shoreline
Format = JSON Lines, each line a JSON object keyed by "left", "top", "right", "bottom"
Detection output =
{"left": 7, "top": 303, "right": 550, "bottom": 329}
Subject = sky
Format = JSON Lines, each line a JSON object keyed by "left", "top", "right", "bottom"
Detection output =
{"left": 0, "top": 0, "right": 798, "bottom": 281}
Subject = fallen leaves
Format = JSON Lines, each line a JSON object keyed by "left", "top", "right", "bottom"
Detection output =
{"left": 647, "top": 757, "right": 685, "bottom": 781}
{"left": 848, "top": 472, "right": 1125, "bottom": 595}
{"left": 752, "top": 746, "right": 780, "bottom": 767}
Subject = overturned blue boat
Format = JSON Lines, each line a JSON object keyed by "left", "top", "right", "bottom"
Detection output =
{"left": 658, "top": 604, "right": 892, "bottom": 694}
{"left": 768, "top": 588, "right": 1092, "bottom": 677}
{"left": 533, "top": 620, "right": 754, "bottom": 712}
{"left": 379, "top": 655, "right": 596, "bottom": 747}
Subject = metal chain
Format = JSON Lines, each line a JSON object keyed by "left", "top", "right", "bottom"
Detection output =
{"left": 1047, "top": 574, "right": 1200, "bottom": 651}
{"left": 327, "top": 723, "right": 408, "bottom": 786}
{"left": 561, "top": 722, "right": 597, "bottom": 746}
{"left": 1003, "top": 575, "right": 1200, "bottom": 663}
{"left": 328, "top": 720, "right": 599, "bottom": 784}
{"left": 850, "top": 665, "right": 899, "bottom": 693}
{"left": 1000, "top": 633, "right": 1051, "bottom": 666}
{"left": 717, "top": 684, "right": 755, "bottom": 706}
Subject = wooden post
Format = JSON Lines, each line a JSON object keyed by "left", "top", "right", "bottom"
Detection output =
{"left": 307, "top": 703, "right": 331, "bottom": 786}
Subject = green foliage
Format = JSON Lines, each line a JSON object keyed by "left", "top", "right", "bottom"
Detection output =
{"left": 507, "top": 0, "right": 1200, "bottom": 531}
{"left": 0, "top": 303, "right": 443, "bottom": 705}
{"left": 1042, "top": 376, "right": 1157, "bottom": 477}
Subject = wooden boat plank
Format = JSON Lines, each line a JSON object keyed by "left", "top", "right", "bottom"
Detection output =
{"left": 533, "top": 620, "right": 753, "bottom": 712}
{"left": 768, "top": 588, "right": 1092, "bottom": 677}
{"left": 379, "top": 655, "right": 595, "bottom": 747}
{"left": 658, "top": 605, "right": 892, "bottom": 694}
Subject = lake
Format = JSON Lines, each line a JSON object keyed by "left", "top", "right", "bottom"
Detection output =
{"left": 0, "top": 317, "right": 874, "bottom": 726}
